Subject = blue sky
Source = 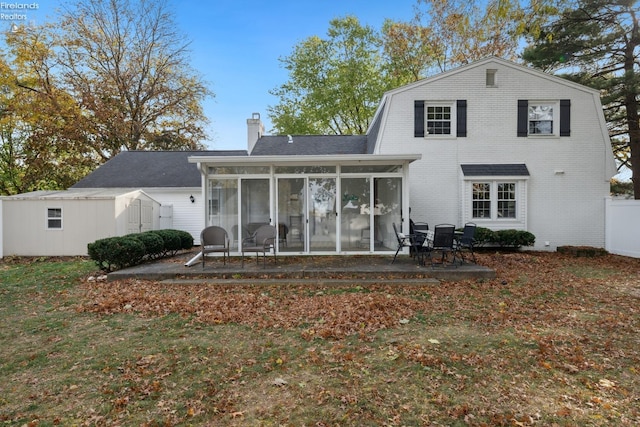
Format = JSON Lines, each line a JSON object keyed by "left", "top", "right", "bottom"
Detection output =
{"left": 15, "top": 0, "right": 418, "bottom": 151}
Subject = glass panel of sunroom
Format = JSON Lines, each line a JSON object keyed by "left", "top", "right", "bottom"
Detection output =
{"left": 341, "top": 177, "right": 370, "bottom": 252}
{"left": 208, "top": 179, "right": 238, "bottom": 249}
{"left": 241, "top": 179, "right": 271, "bottom": 242}
{"left": 309, "top": 177, "right": 337, "bottom": 252}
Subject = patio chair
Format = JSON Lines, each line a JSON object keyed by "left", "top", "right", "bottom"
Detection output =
{"left": 421, "top": 224, "right": 457, "bottom": 267}
{"left": 392, "top": 222, "right": 419, "bottom": 263}
{"left": 200, "top": 226, "right": 230, "bottom": 269}
{"left": 241, "top": 224, "right": 277, "bottom": 268}
{"left": 455, "top": 222, "right": 477, "bottom": 263}
{"left": 410, "top": 219, "right": 429, "bottom": 247}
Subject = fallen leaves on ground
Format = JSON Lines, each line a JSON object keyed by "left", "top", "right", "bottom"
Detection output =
{"left": 78, "top": 252, "right": 640, "bottom": 342}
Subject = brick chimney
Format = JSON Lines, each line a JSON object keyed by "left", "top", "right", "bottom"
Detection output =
{"left": 247, "top": 112, "right": 264, "bottom": 154}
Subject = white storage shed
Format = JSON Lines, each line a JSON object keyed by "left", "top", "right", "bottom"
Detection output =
{"left": 0, "top": 189, "right": 160, "bottom": 257}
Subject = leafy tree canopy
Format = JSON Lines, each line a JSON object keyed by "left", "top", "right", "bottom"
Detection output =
{"left": 0, "top": 0, "right": 212, "bottom": 195}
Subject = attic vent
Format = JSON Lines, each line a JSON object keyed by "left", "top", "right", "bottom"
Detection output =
{"left": 486, "top": 69, "right": 497, "bottom": 87}
{"left": 287, "top": 135, "right": 293, "bottom": 144}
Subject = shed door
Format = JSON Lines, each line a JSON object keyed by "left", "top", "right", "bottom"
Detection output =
{"left": 127, "top": 199, "right": 155, "bottom": 234}
{"left": 140, "top": 201, "right": 154, "bottom": 232}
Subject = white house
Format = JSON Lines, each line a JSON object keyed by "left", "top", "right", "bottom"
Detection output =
{"left": 372, "top": 57, "right": 617, "bottom": 250}
{"left": 0, "top": 57, "right": 617, "bottom": 257}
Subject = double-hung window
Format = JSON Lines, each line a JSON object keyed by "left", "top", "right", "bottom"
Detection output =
{"left": 518, "top": 99, "right": 570, "bottom": 137}
{"left": 415, "top": 100, "right": 467, "bottom": 138}
{"left": 426, "top": 105, "right": 451, "bottom": 135}
{"left": 47, "top": 207, "right": 62, "bottom": 230}
{"left": 528, "top": 104, "right": 554, "bottom": 135}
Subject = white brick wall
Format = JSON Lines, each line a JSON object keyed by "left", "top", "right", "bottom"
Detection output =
{"left": 377, "top": 58, "right": 616, "bottom": 250}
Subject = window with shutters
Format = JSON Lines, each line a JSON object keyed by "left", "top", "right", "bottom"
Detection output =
{"left": 414, "top": 100, "right": 466, "bottom": 138}
{"left": 518, "top": 99, "right": 570, "bottom": 137}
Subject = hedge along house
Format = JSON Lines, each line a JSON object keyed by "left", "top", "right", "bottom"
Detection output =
{"left": 187, "top": 116, "right": 421, "bottom": 257}
{"left": 0, "top": 189, "right": 159, "bottom": 257}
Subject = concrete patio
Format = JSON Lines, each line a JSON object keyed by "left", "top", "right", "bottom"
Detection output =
{"left": 106, "top": 250, "right": 496, "bottom": 284}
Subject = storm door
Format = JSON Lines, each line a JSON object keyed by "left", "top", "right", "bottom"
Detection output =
{"left": 277, "top": 177, "right": 306, "bottom": 252}
{"left": 308, "top": 177, "right": 337, "bottom": 252}
{"left": 240, "top": 179, "right": 271, "bottom": 243}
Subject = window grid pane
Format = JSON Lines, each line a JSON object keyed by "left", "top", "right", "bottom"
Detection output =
{"left": 497, "top": 183, "right": 516, "bottom": 218}
{"left": 426, "top": 106, "right": 451, "bottom": 135}
{"left": 528, "top": 105, "right": 553, "bottom": 135}
{"left": 47, "top": 208, "right": 62, "bottom": 229}
{"left": 472, "top": 183, "right": 491, "bottom": 218}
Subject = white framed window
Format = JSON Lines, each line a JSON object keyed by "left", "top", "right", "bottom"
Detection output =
{"left": 470, "top": 181, "right": 521, "bottom": 221}
{"left": 426, "top": 104, "right": 452, "bottom": 135}
{"left": 528, "top": 103, "right": 556, "bottom": 135}
{"left": 47, "top": 207, "right": 62, "bottom": 230}
{"left": 415, "top": 100, "right": 466, "bottom": 138}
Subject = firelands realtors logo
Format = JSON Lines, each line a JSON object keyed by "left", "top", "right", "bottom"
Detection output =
{"left": 1, "top": 2, "right": 39, "bottom": 25}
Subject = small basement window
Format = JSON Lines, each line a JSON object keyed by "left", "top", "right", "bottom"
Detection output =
{"left": 47, "top": 207, "right": 62, "bottom": 229}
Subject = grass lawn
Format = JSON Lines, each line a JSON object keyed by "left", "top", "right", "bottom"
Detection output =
{"left": 1, "top": 252, "right": 639, "bottom": 426}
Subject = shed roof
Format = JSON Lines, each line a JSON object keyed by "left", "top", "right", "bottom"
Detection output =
{"left": 71, "top": 150, "right": 247, "bottom": 188}
{"left": 1, "top": 188, "right": 156, "bottom": 201}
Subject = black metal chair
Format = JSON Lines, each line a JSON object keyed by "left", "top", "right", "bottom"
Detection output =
{"left": 421, "top": 224, "right": 457, "bottom": 267}
{"left": 241, "top": 224, "right": 277, "bottom": 268}
{"left": 200, "top": 226, "right": 230, "bottom": 269}
{"left": 392, "top": 222, "right": 419, "bottom": 263}
{"left": 410, "top": 219, "right": 429, "bottom": 247}
{"left": 455, "top": 222, "right": 477, "bottom": 263}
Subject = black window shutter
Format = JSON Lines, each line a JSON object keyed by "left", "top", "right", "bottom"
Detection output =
{"left": 414, "top": 100, "right": 425, "bottom": 137}
{"left": 517, "top": 100, "right": 528, "bottom": 137}
{"left": 456, "top": 99, "right": 467, "bottom": 137}
{"left": 560, "top": 99, "right": 570, "bottom": 136}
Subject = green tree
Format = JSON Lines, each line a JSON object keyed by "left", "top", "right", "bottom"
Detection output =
{"left": 269, "top": 16, "right": 393, "bottom": 135}
{"left": 55, "top": 0, "right": 211, "bottom": 159}
{"left": 522, "top": 0, "right": 640, "bottom": 198}
{"left": 0, "top": 0, "right": 213, "bottom": 195}
{"left": 0, "top": 26, "right": 95, "bottom": 194}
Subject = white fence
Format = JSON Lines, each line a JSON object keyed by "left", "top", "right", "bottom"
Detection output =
{"left": 605, "top": 198, "right": 640, "bottom": 258}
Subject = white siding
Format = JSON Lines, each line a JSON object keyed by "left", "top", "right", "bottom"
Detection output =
{"left": 143, "top": 188, "right": 203, "bottom": 244}
{"left": 2, "top": 199, "right": 116, "bottom": 256}
{"left": 377, "top": 58, "right": 615, "bottom": 250}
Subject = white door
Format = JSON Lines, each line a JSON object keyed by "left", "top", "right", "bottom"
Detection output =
{"left": 159, "top": 205, "right": 173, "bottom": 229}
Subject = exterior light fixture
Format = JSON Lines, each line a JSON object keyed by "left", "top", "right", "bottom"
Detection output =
{"left": 189, "top": 195, "right": 195, "bottom": 203}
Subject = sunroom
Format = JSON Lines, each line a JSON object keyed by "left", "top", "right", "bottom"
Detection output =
{"left": 188, "top": 154, "right": 420, "bottom": 256}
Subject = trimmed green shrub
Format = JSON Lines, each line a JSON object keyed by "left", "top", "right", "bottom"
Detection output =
{"left": 174, "top": 229, "right": 194, "bottom": 250}
{"left": 149, "top": 229, "right": 183, "bottom": 256}
{"left": 88, "top": 229, "right": 194, "bottom": 272}
{"left": 134, "top": 231, "right": 165, "bottom": 260}
{"left": 87, "top": 236, "right": 146, "bottom": 272}
{"left": 473, "top": 227, "right": 496, "bottom": 247}
{"left": 472, "top": 227, "right": 535, "bottom": 249}
{"left": 494, "top": 229, "right": 535, "bottom": 248}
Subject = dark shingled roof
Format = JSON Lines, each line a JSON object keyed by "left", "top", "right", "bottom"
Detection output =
{"left": 71, "top": 150, "right": 248, "bottom": 188}
{"left": 461, "top": 164, "right": 530, "bottom": 176}
{"left": 251, "top": 135, "right": 368, "bottom": 156}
